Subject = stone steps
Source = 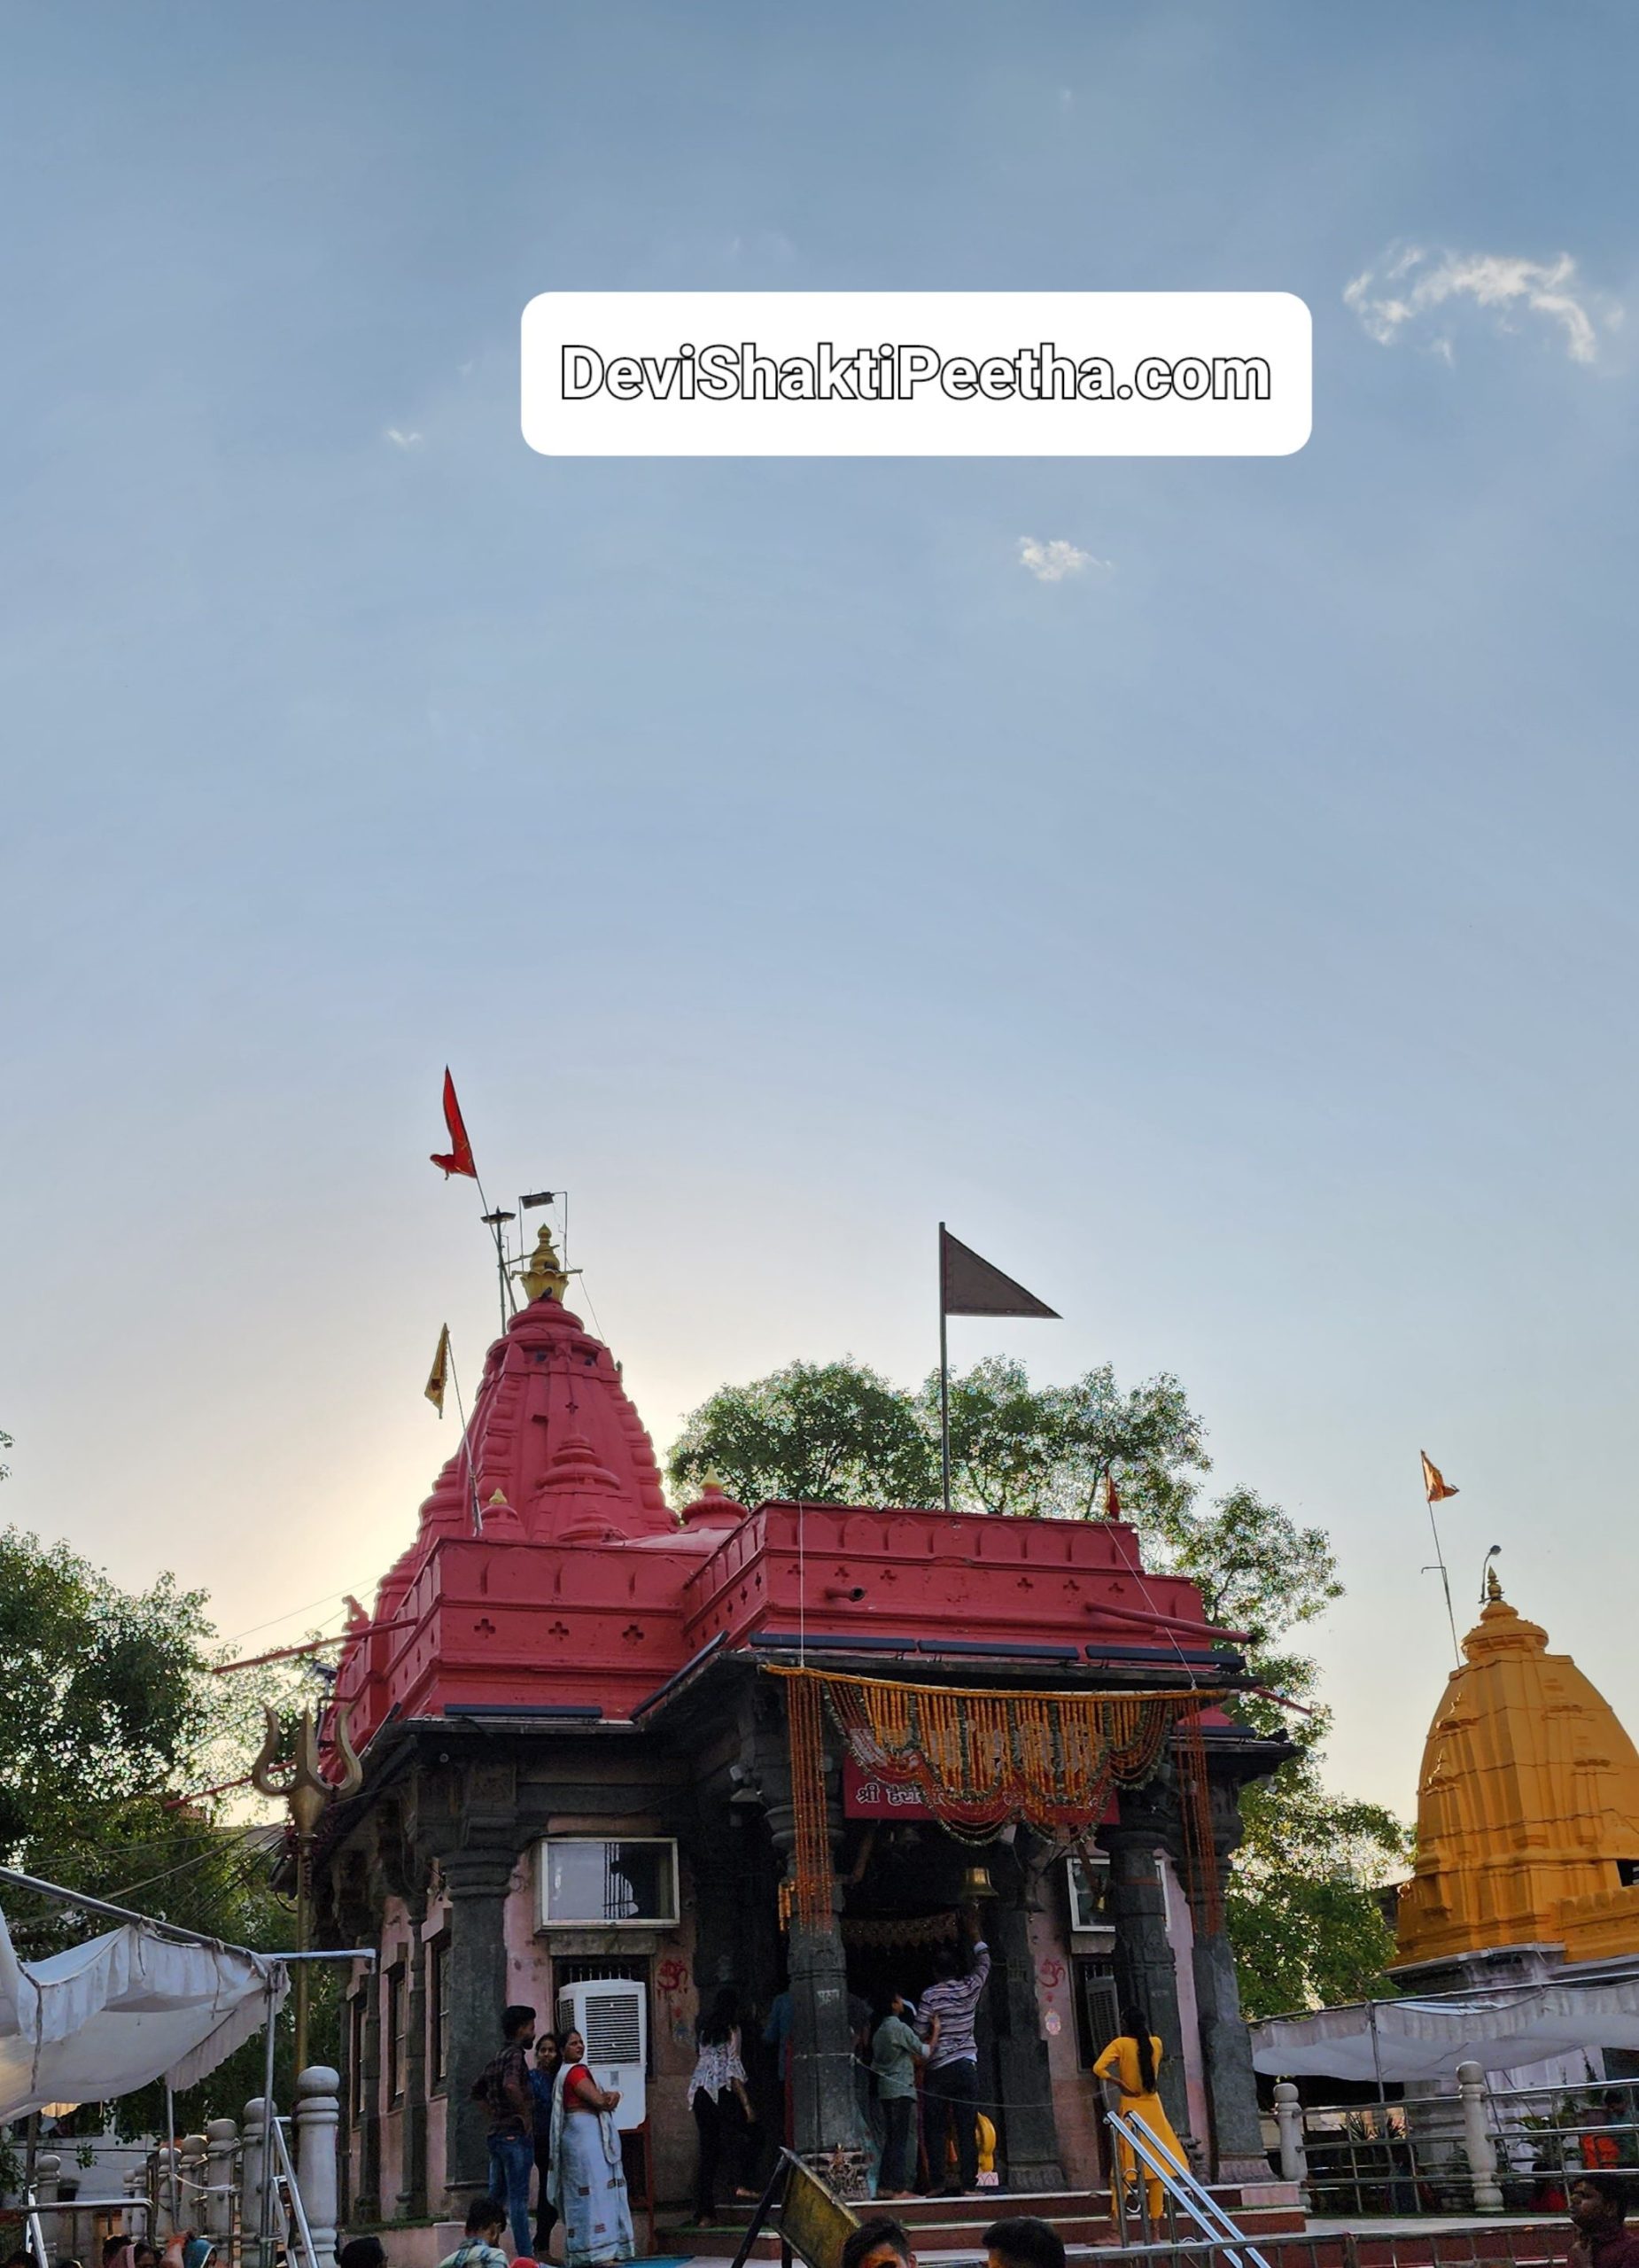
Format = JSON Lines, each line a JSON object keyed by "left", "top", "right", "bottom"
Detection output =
{"left": 656, "top": 2185, "right": 1309, "bottom": 2260}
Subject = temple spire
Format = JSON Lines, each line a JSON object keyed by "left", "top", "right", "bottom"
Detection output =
{"left": 520, "top": 1220, "right": 570, "bottom": 1303}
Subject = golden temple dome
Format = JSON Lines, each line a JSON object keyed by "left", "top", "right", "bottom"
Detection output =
{"left": 1395, "top": 1573, "right": 1639, "bottom": 1968}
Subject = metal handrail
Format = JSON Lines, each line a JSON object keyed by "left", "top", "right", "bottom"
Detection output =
{"left": 269, "top": 2115, "right": 320, "bottom": 2268}
{"left": 1107, "top": 2109, "right": 1273, "bottom": 2268}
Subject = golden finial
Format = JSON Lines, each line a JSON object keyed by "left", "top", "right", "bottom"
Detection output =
{"left": 520, "top": 1222, "right": 570, "bottom": 1304}
{"left": 1485, "top": 1565, "right": 1503, "bottom": 1604}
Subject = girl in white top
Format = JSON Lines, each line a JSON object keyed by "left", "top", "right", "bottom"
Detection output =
{"left": 687, "top": 1986, "right": 757, "bottom": 2223}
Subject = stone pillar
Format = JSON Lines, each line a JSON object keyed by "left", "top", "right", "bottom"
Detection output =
{"left": 440, "top": 1848, "right": 515, "bottom": 2210}
{"left": 180, "top": 2135, "right": 208, "bottom": 2232}
{"left": 1273, "top": 2083, "right": 1306, "bottom": 2188}
{"left": 204, "top": 2118, "right": 238, "bottom": 2245}
{"left": 35, "top": 2152, "right": 60, "bottom": 2266}
{"left": 990, "top": 1869, "right": 1066, "bottom": 2192}
{"left": 1099, "top": 1821, "right": 1192, "bottom": 2149}
{"left": 759, "top": 1696, "right": 867, "bottom": 2192}
{"left": 296, "top": 2066, "right": 342, "bottom": 2268}
{"left": 1457, "top": 2061, "right": 1503, "bottom": 2214}
{"left": 1192, "top": 1921, "right": 1271, "bottom": 2182}
{"left": 151, "top": 2146, "right": 177, "bottom": 2243}
{"left": 400, "top": 1893, "right": 431, "bottom": 2218}
{"left": 241, "top": 2099, "right": 271, "bottom": 2268}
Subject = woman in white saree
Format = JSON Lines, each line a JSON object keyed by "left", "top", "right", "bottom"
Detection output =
{"left": 546, "top": 2026, "right": 636, "bottom": 2268}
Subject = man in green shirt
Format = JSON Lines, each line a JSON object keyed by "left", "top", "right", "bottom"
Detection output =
{"left": 872, "top": 1993, "right": 929, "bottom": 2199}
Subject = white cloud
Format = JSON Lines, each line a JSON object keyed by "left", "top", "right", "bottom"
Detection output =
{"left": 383, "top": 427, "right": 426, "bottom": 450}
{"left": 1017, "top": 536, "right": 1107, "bottom": 584}
{"left": 1345, "top": 245, "right": 1612, "bottom": 364}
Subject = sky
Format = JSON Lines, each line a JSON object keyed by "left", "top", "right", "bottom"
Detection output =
{"left": 3, "top": 0, "right": 1637, "bottom": 1818}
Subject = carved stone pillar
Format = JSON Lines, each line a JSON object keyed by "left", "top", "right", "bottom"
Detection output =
{"left": 440, "top": 1847, "right": 515, "bottom": 2208}
{"left": 1099, "top": 1812, "right": 1192, "bottom": 2149}
{"left": 1192, "top": 1789, "right": 1276, "bottom": 2183}
{"left": 990, "top": 1858, "right": 1066, "bottom": 2192}
{"left": 755, "top": 1690, "right": 867, "bottom": 2190}
{"left": 1192, "top": 1922, "right": 1269, "bottom": 2180}
{"left": 400, "top": 1887, "right": 431, "bottom": 2217}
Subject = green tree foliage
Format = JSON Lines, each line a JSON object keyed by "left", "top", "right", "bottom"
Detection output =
{"left": 668, "top": 1357, "right": 939, "bottom": 1508}
{"left": 0, "top": 1520, "right": 334, "bottom": 2130}
{"left": 666, "top": 1353, "right": 1409, "bottom": 2013}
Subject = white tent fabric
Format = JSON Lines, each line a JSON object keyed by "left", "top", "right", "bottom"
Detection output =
{"left": 0, "top": 1901, "right": 288, "bottom": 2119}
{"left": 1252, "top": 1976, "right": 1639, "bottom": 2082}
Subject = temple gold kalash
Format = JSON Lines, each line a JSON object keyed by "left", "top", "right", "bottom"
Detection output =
{"left": 1395, "top": 1569, "right": 1639, "bottom": 1984}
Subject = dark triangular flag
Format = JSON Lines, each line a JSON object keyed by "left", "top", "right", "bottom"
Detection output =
{"left": 940, "top": 1225, "right": 1059, "bottom": 1318}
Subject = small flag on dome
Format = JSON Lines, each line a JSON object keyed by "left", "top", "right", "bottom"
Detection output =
{"left": 1421, "top": 1450, "right": 1458, "bottom": 1503}
{"left": 430, "top": 1068, "right": 478, "bottom": 1180}
{"left": 1105, "top": 1472, "right": 1122, "bottom": 1519}
{"left": 425, "top": 1324, "right": 451, "bottom": 1417}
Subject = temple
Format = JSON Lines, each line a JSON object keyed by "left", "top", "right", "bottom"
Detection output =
{"left": 1395, "top": 1570, "right": 1639, "bottom": 1983}
{"left": 312, "top": 1235, "right": 1294, "bottom": 2239}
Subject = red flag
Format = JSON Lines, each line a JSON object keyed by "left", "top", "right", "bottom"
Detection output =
{"left": 430, "top": 1069, "right": 477, "bottom": 1180}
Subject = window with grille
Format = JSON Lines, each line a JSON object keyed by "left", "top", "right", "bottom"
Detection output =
{"left": 1071, "top": 1957, "right": 1121, "bottom": 2072}
{"left": 537, "top": 1837, "right": 678, "bottom": 1927}
{"left": 347, "top": 1992, "right": 367, "bottom": 2118}
{"left": 429, "top": 1934, "right": 451, "bottom": 2092}
{"left": 553, "top": 1956, "right": 653, "bottom": 2076}
{"left": 386, "top": 1963, "right": 408, "bottom": 2104}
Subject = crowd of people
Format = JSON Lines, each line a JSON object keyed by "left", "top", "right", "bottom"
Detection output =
{"left": 447, "top": 1913, "right": 1192, "bottom": 2265}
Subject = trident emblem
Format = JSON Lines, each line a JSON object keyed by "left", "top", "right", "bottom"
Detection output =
{"left": 252, "top": 1704, "right": 364, "bottom": 2070}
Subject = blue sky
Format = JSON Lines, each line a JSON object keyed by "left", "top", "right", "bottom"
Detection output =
{"left": 3, "top": 1, "right": 1636, "bottom": 1814}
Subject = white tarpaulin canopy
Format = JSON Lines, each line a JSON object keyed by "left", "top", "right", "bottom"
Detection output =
{"left": 1252, "top": 1975, "right": 1639, "bottom": 2082}
{"left": 0, "top": 1898, "right": 288, "bottom": 2120}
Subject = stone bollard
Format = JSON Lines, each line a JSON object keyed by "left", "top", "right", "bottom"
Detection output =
{"left": 181, "top": 2136, "right": 208, "bottom": 2231}
{"left": 35, "top": 2152, "right": 61, "bottom": 2267}
{"left": 205, "top": 2118, "right": 239, "bottom": 2245}
{"left": 153, "top": 2144, "right": 181, "bottom": 2243}
{"left": 122, "top": 2164, "right": 149, "bottom": 2246}
{"left": 241, "top": 2098, "right": 272, "bottom": 2268}
{"left": 294, "top": 2066, "right": 341, "bottom": 2268}
{"left": 1274, "top": 2081, "right": 1309, "bottom": 2192}
{"left": 1457, "top": 2061, "right": 1504, "bottom": 2214}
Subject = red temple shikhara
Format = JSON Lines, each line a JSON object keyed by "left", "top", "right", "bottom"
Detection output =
{"left": 315, "top": 1231, "right": 1294, "bottom": 2246}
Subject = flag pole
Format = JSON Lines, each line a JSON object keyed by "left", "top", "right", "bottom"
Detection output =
{"left": 938, "top": 1222, "right": 952, "bottom": 1514}
{"left": 1423, "top": 1476, "right": 1461, "bottom": 1666}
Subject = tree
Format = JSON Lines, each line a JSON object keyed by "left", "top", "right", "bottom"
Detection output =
{"left": 666, "top": 1353, "right": 1409, "bottom": 2014}
{"left": 668, "top": 1357, "right": 938, "bottom": 1508}
{"left": 0, "top": 1521, "right": 333, "bottom": 2131}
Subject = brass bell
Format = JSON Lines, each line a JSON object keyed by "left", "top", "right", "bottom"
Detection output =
{"left": 959, "top": 1861, "right": 996, "bottom": 1902}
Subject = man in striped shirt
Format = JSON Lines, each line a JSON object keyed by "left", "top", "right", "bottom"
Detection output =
{"left": 919, "top": 1908, "right": 990, "bottom": 2194}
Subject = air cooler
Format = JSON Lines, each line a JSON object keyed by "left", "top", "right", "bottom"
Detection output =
{"left": 556, "top": 1977, "right": 647, "bottom": 2131}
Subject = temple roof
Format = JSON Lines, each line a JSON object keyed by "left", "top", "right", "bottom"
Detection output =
{"left": 330, "top": 1271, "right": 1246, "bottom": 1742}
{"left": 1395, "top": 1574, "right": 1639, "bottom": 1969}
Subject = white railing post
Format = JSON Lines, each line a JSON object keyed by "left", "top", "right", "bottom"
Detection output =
{"left": 241, "top": 2099, "right": 270, "bottom": 2268}
{"left": 1274, "top": 2080, "right": 1308, "bottom": 2191}
{"left": 205, "top": 2117, "right": 238, "bottom": 2246}
{"left": 35, "top": 2153, "right": 61, "bottom": 2268}
{"left": 294, "top": 2068, "right": 340, "bottom": 2268}
{"left": 1457, "top": 2061, "right": 1503, "bottom": 2214}
{"left": 181, "top": 2136, "right": 208, "bottom": 2227}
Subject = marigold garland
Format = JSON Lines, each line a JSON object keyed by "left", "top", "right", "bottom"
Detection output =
{"left": 772, "top": 1665, "right": 1226, "bottom": 1927}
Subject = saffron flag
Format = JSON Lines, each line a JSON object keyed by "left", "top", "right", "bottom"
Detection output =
{"left": 1104, "top": 1472, "right": 1122, "bottom": 1519}
{"left": 1421, "top": 1450, "right": 1458, "bottom": 1503}
{"left": 939, "top": 1225, "right": 1059, "bottom": 1318}
{"left": 425, "top": 1324, "right": 451, "bottom": 1417}
{"left": 430, "top": 1068, "right": 477, "bottom": 1180}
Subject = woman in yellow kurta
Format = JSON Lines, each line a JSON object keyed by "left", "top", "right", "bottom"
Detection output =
{"left": 1093, "top": 2007, "right": 1187, "bottom": 2223}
